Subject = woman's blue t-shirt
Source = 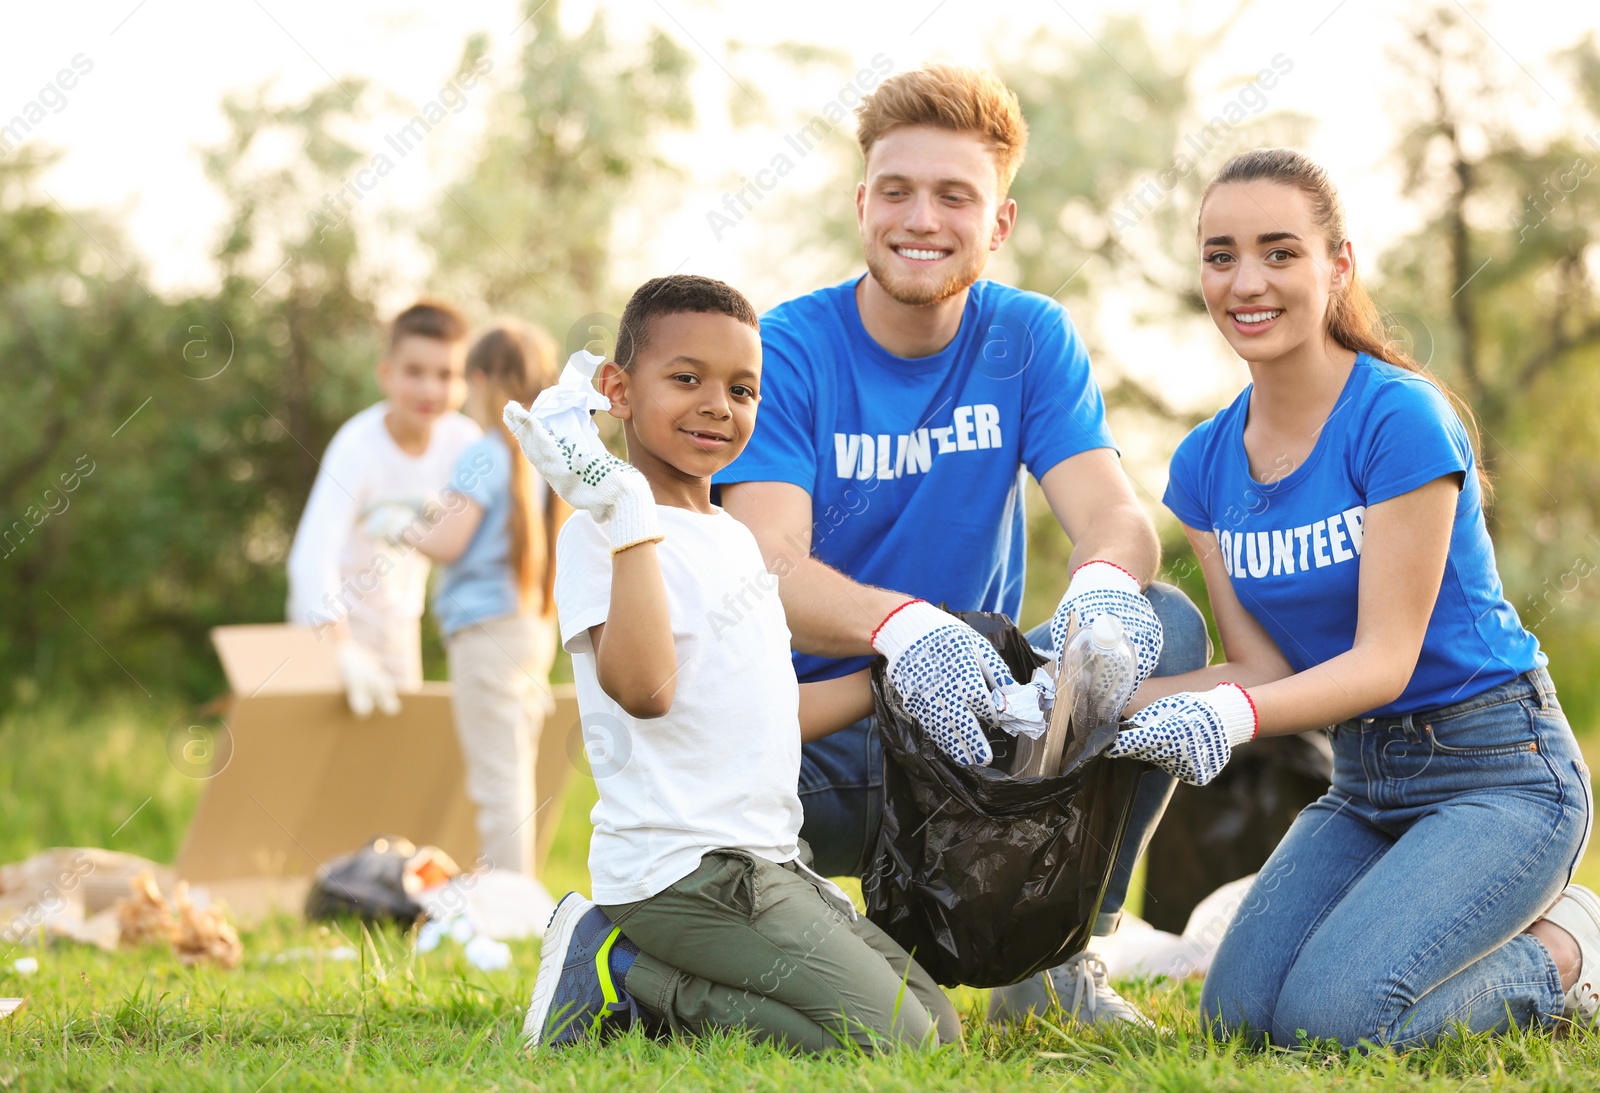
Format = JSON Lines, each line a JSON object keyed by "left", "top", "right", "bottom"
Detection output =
{"left": 714, "top": 276, "right": 1116, "bottom": 683}
{"left": 1164, "top": 354, "right": 1542, "bottom": 717}
{"left": 433, "top": 432, "right": 538, "bottom": 637}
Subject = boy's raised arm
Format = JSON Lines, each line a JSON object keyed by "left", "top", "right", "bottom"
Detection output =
{"left": 587, "top": 542, "right": 676, "bottom": 718}
{"left": 502, "top": 400, "right": 675, "bottom": 718}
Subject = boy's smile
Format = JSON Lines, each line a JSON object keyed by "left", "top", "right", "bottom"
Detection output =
{"left": 601, "top": 311, "right": 762, "bottom": 511}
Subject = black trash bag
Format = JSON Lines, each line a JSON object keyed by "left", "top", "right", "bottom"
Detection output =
{"left": 1141, "top": 731, "right": 1333, "bottom": 934}
{"left": 863, "top": 609, "right": 1146, "bottom": 988}
{"left": 304, "top": 835, "right": 458, "bottom": 924}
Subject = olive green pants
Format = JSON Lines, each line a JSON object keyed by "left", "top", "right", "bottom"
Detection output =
{"left": 601, "top": 849, "right": 961, "bottom": 1054}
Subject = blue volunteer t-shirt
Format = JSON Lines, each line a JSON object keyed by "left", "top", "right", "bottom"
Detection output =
{"left": 434, "top": 432, "right": 536, "bottom": 637}
{"left": 1164, "top": 354, "right": 1543, "bottom": 716}
{"left": 713, "top": 276, "right": 1116, "bottom": 683}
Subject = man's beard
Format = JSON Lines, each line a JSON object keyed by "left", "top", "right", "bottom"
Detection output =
{"left": 863, "top": 242, "right": 986, "bottom": 307}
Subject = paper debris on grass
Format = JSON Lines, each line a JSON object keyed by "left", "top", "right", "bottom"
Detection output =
{"left": 173, "top": 881, "right": 242, "bottom": 969}
{"left": 113, "top": 871, "right": 242, "bottom": 968}
{"left": 117, "top": 872, "right": 178, "bottom": 947}
{"left": 0, "top": 998, "right": 23, "bottom": 1019}
{"left": 11, "top": 958, "right": 37, "bottom": 976}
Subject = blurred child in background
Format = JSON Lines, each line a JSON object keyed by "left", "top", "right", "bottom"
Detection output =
{"left": 405, "top": 320, "right": 570, "bottom": 881}
{"left": 287, "top": 298, "right": 479, "bottom": 716}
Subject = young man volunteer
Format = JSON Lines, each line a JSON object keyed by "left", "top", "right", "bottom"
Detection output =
{"left": 716, "top": 63, "right": 1211, "bottom": 1026}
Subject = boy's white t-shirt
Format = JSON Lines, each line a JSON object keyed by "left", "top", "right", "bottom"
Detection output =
{"left": 286, "top": 402, "right": 480, "bottom": 684}
{"left": 556, "top": 505, "right": 804, "bottom": 905}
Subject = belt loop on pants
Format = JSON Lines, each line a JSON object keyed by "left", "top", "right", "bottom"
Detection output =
{"left": 1529, "top": 668, "right": 1553, "bottom": 711}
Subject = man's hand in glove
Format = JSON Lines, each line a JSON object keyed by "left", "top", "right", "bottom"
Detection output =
{"left": 1106, "top": 683, "right": 1258, "bottom": 786}
{"left": 1051, "top": 561, "right": 1163, "bottom": 687}
{"left": 337, "top": 641, "right": 401, "bottom": 718}
{"left": 872, "top": 600, "right": 1045, "bottom": 766}
{"left": 503, "top": 401, "right": 660, "bottom": 554}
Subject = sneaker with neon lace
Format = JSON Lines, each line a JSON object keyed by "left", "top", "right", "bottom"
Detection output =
{"left": 523, "top": 893, "right": 640, "bottom": 1047}
{"left": 1542, "top": 884, "right": 1600, "bottom": 1026}
{"left": 987, "top": 950, "right": 1155, "bottom": 1029}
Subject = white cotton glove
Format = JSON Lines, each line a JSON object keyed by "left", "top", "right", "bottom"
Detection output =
{"left": 336, "top": 641, "right": 401, "bottom": 718}
{"left": 1105, "top": 683, "right": 1257, "bottom": 786}
{"left": 502, "top": 401, "right": 661, "bottom": 553}
{"left": 871, "top": 600, "right": 1047, "bottom": 766}
{"left": 1052, "top": 561, "right": 1164, "bottom": 687}
{"left": 361, "top": 501, "right": 423, "bottom": 546}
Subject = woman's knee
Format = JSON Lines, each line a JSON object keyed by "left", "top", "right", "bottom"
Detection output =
{"left": 1199, "top": 971, "right": 1275, "bottom": 1046}
{"left": 1145, "top": 582, "right": 1212, "bottom": 676}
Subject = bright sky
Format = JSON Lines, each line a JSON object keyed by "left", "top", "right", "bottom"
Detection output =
{"left": 5, "top": 0, "right": 1594, "bottom": 420}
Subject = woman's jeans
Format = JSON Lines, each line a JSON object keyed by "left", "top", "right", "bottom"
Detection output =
{"left": 796, "top": 582, "right": 1211, "bottom": 936}
{"left": 1201, "top": 667, "right": 1592, "bottom": 1048}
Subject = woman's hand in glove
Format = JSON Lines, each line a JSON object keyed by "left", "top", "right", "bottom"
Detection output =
{"left": 1105, "top": 683, "right": 1258, "bottom": 785}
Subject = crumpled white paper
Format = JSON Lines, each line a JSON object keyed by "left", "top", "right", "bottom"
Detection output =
{"left": 993, "top": 676, "right": 1049, "bottom": 740}
{"left": 530, "top": 350, "right": 611, "bottom": 444}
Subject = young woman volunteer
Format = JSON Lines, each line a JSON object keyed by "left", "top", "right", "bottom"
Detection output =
{"left": 1107, "top": 148, "right": 1599, "bottom": 1047}
{"left": 407, "top": 320, "right": 569, "bottom": 880}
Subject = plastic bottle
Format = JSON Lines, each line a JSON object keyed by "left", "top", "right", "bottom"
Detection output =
{"left": 1064, "top": 614, "right": 1139, "bottom": 747}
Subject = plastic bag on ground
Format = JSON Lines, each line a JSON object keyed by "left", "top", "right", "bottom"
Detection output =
{"left": 304, "top": 836, "right": 459, "bottom": 924}
{"left": 864, "top": 609, "right": 1146, "bottom": 988}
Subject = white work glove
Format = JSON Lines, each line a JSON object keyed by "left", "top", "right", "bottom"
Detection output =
{"left": 502, "top": 401, "right": 661, "bottom": 553}
{"left": 1105, "top": 683, "right": 1257, "bottom": 786}
{"left": 1051, "top": 561, "right": 1163, "bottom": 687}
{"left": 336, "top": 641, "right": 401, "bottom": 718}
{"left": 872, "top": 600, "right": 1046, "bottom": 766}
{"left": 362, "top": 501, "right": 423, "bottom": 546}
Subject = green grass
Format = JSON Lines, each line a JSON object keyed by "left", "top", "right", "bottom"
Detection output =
{"left": 5, "top": 694, "right": 1600, "bottom": 1090}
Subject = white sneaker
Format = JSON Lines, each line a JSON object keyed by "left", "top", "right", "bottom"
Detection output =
{"left": 1542, "top": 884, "right": 1600, "bottom": 1025}
{"left": 988, "top": 950, "right": 1155, "bottom": 1029}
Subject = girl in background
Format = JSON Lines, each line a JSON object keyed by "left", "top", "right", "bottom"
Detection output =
{"left": 411, "top": 319, "right": 570, "bottom": 882}
{"left": 1109, "top": 148, "right": 1599, "bottom": 1046}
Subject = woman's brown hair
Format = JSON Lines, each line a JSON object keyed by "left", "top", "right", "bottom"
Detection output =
{"left": 1201, "top": 148, "right": 1491, "bottom": 500}
{"left": 466, "top": 320, "right": 569, "bottom": 617}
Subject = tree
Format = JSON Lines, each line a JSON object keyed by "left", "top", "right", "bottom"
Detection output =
{"left": 1376, "top": 4, "right": 1600, "bottom": 721}
{"left": 423, "top": 0, "right": 695, "bottom": 343}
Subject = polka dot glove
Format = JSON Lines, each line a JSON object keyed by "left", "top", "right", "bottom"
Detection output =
{"left": 1052, "top": 561, "right": 1164, "bottom": 687}
{"left": 872, "top": 600, "right": 1041, "bottom": 766}
{"left": 1106, "top": 683, "right": 1258, "bottom": 786}
{"left": 503, "top": 400, "right": 660, "bottom": 553}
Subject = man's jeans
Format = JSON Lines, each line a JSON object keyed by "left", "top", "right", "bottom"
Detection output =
{"left": 1200, "top": 667, "right": 1591, "bottom": 1047}
{"left": 797, "top": 582, "right": 1212, "bottom": 936}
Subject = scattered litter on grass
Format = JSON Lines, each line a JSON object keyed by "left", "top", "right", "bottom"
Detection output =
{"left": 118, "top": 872, "right": 177, "bottom": 947}
{"left": 266, "top": 946, "right": 358, "bottom": 965}
{"left": 12, "top": 958, "right": 38, "bottom": 976}
{"left": 0, "top": 848, "right": 171, "bottom": 951}
{"left": 0, "top": 998, "right": 22, "bottom": 1018}
{"left": 173, "top": 882, "right": 243, "bottom": 968}
{"left": 113, "top": 871, "right": 242, "bottom": 968}
{"left": 414, "top": 913, "right": 512, "bottom": 971}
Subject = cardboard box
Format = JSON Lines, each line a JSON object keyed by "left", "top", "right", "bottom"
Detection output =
{"left": 175, "top": 625, "right": 580, "bottom": 917}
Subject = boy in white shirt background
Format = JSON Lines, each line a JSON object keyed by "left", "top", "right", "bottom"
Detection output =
{"left": 508, "top": 274, "right": 960, "bottom": 1053}
{"left": 286, "top": 298, "right": 481, "bottom": 714}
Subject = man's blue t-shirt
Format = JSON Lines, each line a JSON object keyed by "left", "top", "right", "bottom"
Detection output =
{"left": 714, "top": 276, "right": 1116, "bottom": 683}
{"left": 1164, "top": 354, "right": 1542, "bottom": 716}
{"left": 434, "top": 432, "right": 536, "bottom": 637}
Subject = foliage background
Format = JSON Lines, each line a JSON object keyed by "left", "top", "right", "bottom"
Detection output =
{"left": 3, "top": 0, "right": 1600, "bottom": 794}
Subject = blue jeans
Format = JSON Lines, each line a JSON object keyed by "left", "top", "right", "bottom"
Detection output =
{"left": 1200, "top": 668, "right": 1593, "bottom": 1048}
{"left": 797, "top": 582, "right": 1212, "bottom": 936}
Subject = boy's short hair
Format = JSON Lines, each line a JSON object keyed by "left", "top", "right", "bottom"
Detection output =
{"left": 855, "top": 64, "right": 1029, "bottom": 196}
{"left": 388, "top": 297, "right": 470, "bottom": 350}
{"left": 614, "top": 275, "right": 760, "bottom": 371}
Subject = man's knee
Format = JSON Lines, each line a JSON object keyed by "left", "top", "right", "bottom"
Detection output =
{"left": 1145, "top": 582, "right": 1211, "bottom": 676}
